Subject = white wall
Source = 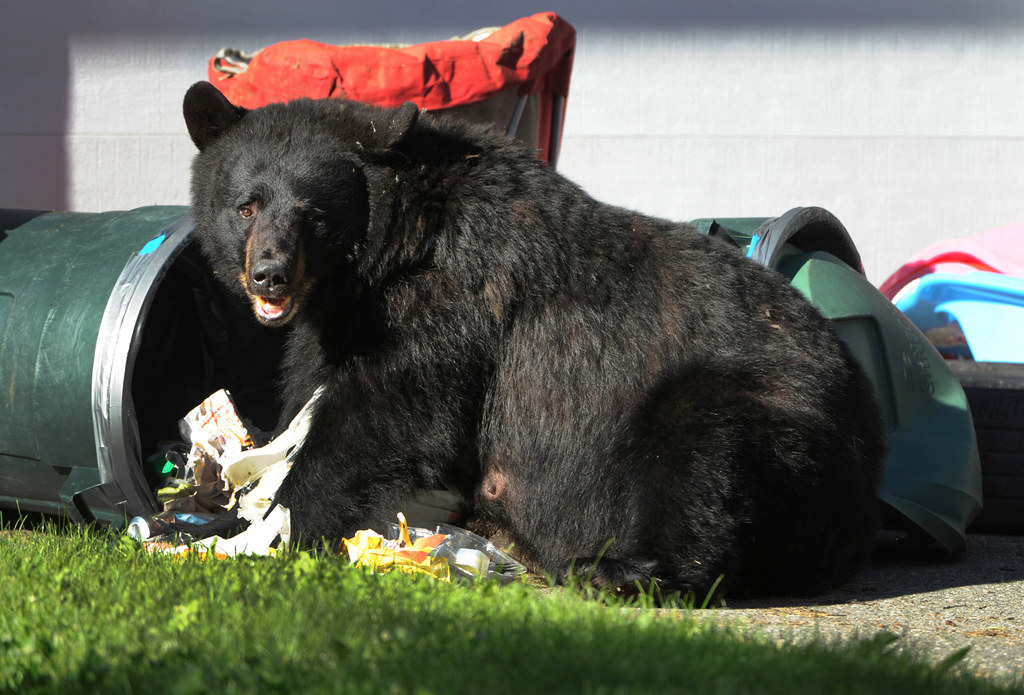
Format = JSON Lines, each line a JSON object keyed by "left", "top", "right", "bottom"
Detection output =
{"left": 3, "top": 1, "right": 1024, "bottom": 283}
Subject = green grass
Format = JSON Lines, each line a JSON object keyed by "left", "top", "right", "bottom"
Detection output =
{"left": 0, "top": 519, "right": 1016, "bottom": 695}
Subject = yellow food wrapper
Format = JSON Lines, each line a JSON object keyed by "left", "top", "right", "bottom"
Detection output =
{"left": 344, "top": 513, "right": 451, "bottom": 581}
{"left": 141, "top": 539, "right": 232, "bottom": 561}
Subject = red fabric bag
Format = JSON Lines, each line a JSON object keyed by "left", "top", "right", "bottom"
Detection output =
{"left": 207, "top": 12, "right": 575, "bottom": 164}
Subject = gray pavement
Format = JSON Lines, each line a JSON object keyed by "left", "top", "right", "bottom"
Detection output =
{"left": 697, "top": 533, "right": 1024, "bottom": 685}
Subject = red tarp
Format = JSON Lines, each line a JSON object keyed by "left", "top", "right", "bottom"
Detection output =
{"left": 207, "top": 12, "right": 575, "bottom": 111}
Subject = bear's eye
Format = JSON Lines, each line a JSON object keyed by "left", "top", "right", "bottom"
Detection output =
{"left": 238, "top": 205, "right": 255, "bottom": 219}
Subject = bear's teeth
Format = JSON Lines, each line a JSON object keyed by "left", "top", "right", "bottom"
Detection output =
{"left": 256, "top": 296, "right": 293, "bottom": 320}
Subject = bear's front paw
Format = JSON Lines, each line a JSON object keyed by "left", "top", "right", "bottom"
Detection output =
{"left": 558, "top": 556, "right": 659, "bottom": 597}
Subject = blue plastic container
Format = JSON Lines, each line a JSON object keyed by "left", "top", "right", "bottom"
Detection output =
{"left": 894, "top": 271, "right": 1024, "bottom": 364}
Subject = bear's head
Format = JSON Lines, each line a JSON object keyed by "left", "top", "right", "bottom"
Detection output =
{"left": 182, "top": 81, "right": 419, "bottom": 326}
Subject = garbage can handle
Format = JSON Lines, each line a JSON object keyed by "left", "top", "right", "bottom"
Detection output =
{"left": 748, "top": 207, "right": 865, "bottom": 275}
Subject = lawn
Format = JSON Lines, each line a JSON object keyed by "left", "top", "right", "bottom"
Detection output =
{"left": 0, "top": 518, "right": 1015, "bottom": 695}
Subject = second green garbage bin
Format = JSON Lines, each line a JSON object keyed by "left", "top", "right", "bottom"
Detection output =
{"left": 694, "top": 208, "right": 983, "bottom": 553}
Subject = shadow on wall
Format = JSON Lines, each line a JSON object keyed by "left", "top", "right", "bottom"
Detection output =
{"left": 0, "top": 29, "right": 68, "bottom": 211}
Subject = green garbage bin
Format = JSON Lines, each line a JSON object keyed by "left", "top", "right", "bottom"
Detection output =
{"left": 693, "top": 207, "right": 984, "bottom": 554}
{"left": 0, "top": 207, "right": 283, "bottom": 525}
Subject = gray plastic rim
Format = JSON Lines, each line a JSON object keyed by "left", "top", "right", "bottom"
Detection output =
{"left": 90, "top": 214, "right": 195, "bottom": 520}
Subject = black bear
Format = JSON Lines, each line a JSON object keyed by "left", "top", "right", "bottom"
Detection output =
{"left": 183, "top": 81, "right": 886, "bottom": 597}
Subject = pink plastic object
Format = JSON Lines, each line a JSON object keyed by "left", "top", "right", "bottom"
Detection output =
{"left": 879, "top": 224, "right": 1024, "bottom": 299}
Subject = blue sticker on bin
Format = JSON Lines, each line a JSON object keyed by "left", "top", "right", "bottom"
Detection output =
{"left": 746, "top": 234, "right": 760, "bottom": 258}
{"left": 138, "top": 233, "right": 166, "bottom": 256}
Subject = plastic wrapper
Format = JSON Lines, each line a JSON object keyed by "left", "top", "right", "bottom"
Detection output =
{"left": 126, "top": 510, "right": 217, "bottom": 541}
{"left": 345, "top": 513, "right": 451, "bottom": 580}
{"left": 345, "top": 513, "right": 526, "bottom": 584}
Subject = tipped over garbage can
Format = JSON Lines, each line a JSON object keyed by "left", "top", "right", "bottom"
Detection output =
{"left": 693, "top": 208, "right": 984, "bottom": 553}
{"left": 0, "top": 207, "right": 284, "bottom": 524}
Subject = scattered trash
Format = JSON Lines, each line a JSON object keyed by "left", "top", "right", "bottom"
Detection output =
{"left": 416, "top": 523, "right": 526, "bottom": 584}
{"left": 345, "top": 512, "right": 526, "bottom": 584}
{"left": 126, "top": 510, "right": 217, "bottom": 541}
{"left": 128, "top": 388, "right": 525, "bottom": 584}
{"left": 346, "top": 513, "right": 452, "bottom": 580}
{"left": 131, "top": 388, "right": 316, "bottom": 557}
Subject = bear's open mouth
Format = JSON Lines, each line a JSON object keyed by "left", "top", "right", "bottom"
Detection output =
{"left": 254, "top": 295, "right": 295, "bottom": 323}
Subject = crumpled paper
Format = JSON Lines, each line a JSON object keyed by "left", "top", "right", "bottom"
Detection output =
{"left": 140, "top": 388, "right": 321, "bottom": 558}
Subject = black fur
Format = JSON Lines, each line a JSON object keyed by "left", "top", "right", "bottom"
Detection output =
{"left": 184, "top": 81, "right": 886, "bottom": 597}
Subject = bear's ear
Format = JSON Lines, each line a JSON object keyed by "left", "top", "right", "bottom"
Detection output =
{"left": 183, "top": 81, "right": 247, "bottom": 151}
{"left": 374, "top": 101, "right": 420, "bottom": 151}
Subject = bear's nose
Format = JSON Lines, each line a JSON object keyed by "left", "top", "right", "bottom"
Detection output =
{"left": 251, "top": 258, "right": 291, "bottom": 293}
